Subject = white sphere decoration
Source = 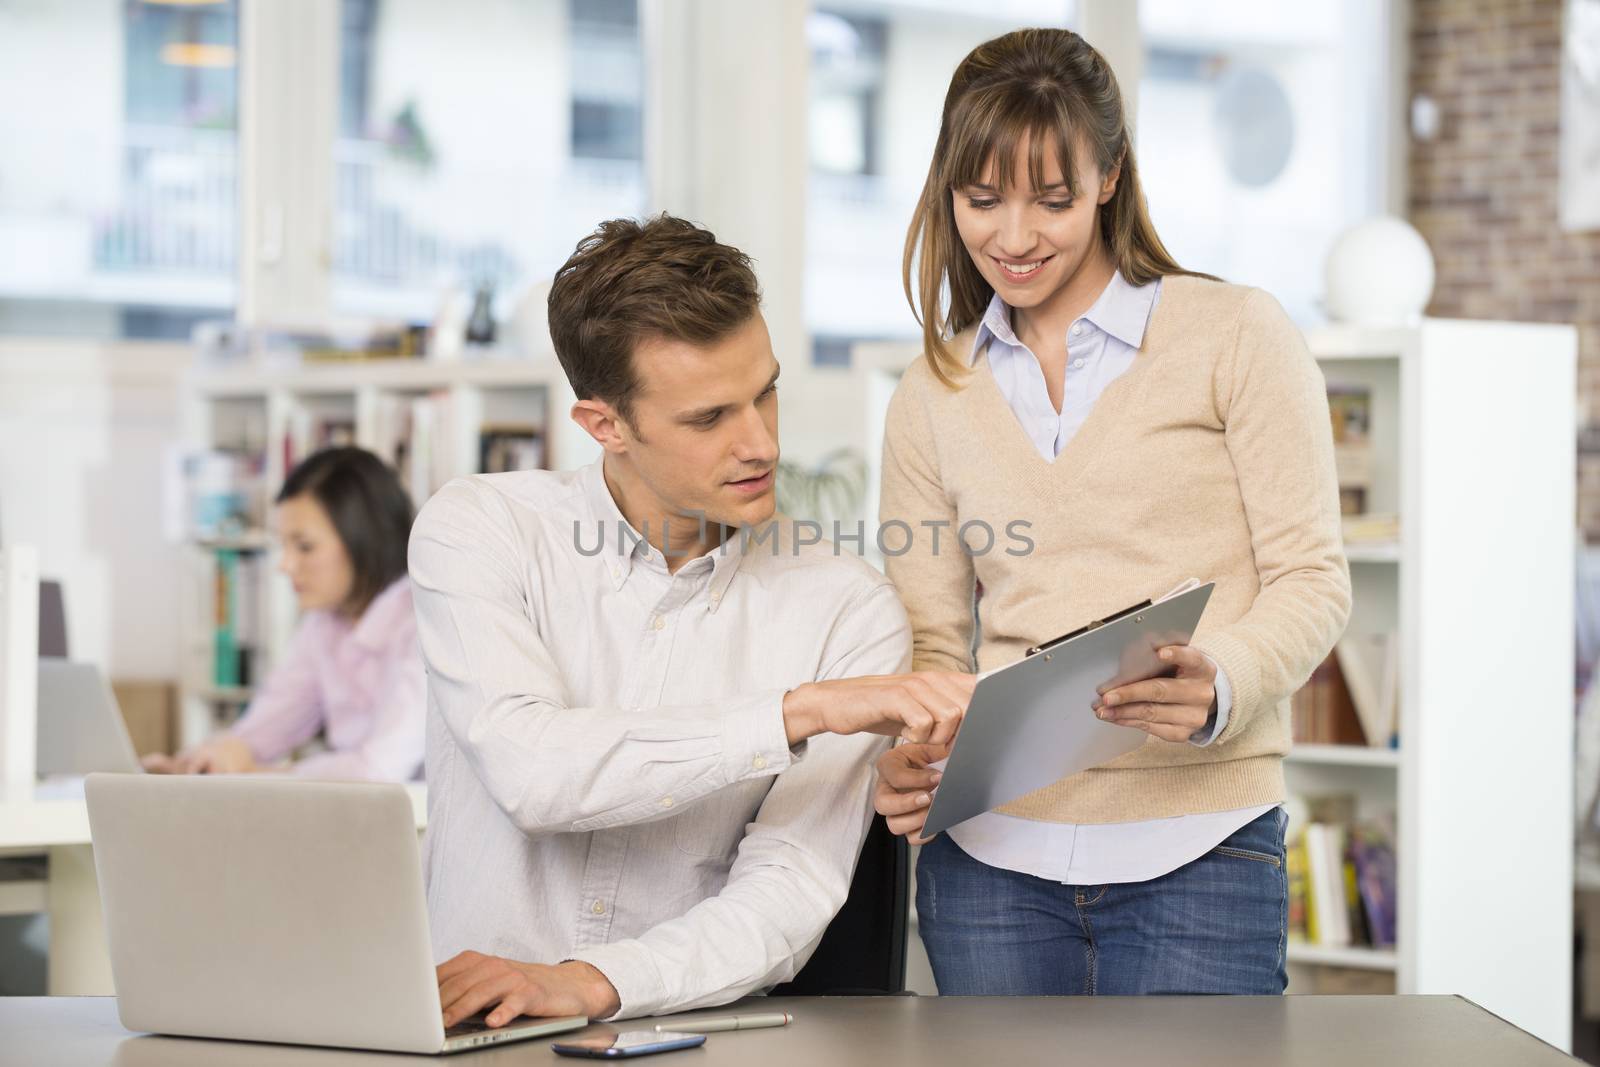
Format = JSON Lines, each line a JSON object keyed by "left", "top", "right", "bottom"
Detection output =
{"left": 1323, "top": 216, "right": 1437, "bottom": 326}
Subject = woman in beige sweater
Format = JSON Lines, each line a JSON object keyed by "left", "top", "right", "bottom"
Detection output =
{"left": 873, "top": 28, "right": 1351, "bottom": 995}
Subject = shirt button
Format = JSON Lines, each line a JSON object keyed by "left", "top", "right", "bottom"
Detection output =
{"left": 652, "top": 615, "right": 666, "bottom": 631}
{"left": 660, "top": 796, "right": 674, "bottom": 808}
{"left": 1071, "top": 322, "right": 1083, "bottom": 337}
{"left": 753, "top": 755, "right": 767, "bottom": 770}
{"left": 591, "top": 900, "right": 605, "bottom": 915}
{"left": 1072, "top": 358, "right": 1085, "bottom": 369}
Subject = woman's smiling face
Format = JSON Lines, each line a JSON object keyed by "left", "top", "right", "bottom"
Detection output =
{"left": 951, "top": 132, "right": 1120, "bottom": 314}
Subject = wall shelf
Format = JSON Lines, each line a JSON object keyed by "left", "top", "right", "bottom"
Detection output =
{"left": 1344, "top": 541, "right": 1401, "bottom": 565}
{"left": 1288, "top": 943, "right": 1399, "bottom": 972}
{"left": 1287, "top": 744, "right": 1400, "bottom": 769}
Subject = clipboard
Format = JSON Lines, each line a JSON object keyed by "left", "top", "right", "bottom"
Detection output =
{"left": 920, "top": 579, "right": 1216, "bottom": 838}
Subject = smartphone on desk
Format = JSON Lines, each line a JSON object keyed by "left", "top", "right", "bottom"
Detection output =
{"left": 552, "top": 1031, "right": 707, "bottom": 1058}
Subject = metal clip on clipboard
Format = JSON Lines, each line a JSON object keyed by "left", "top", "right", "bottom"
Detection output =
{"left": 1023, "top": 578, "right": 1202, "bottom": 659}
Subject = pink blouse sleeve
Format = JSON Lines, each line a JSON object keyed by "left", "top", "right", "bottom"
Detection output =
{"left": 290, "top": 632, "right": 426, "bottom": 782}
{"left": 226, "top": 615, "right": 330, "bottom": 764}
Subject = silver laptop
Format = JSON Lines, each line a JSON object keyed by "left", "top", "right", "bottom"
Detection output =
{"left": 85, "top": 774, "right": 587, "bottom": 1054}
{"left": 37, "top": 659, "right": 141, "bottom": 776}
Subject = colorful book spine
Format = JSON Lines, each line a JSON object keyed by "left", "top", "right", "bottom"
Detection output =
{"left": 1305, "top": 823, "right": 1352, "bottom": 947}
{"left": 1342, "top": 858, "right": 1367, "bottom": 946}
{"left": 1287, "top": 835, "right": 1310, "bottom": 943}
{"left": 213, "top": 548, "right": 238, "bottom": 688}
{"left": 1351, "top": 833, "right": 1399, "bottom": 947}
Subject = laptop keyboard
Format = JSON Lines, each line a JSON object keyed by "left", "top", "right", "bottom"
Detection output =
{"left": 445, "top": 1014, "right": 496, "bottom": 1037}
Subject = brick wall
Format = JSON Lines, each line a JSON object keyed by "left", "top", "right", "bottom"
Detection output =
{"left": 1409, "top": 0, "right": 1600, "bottom": 534}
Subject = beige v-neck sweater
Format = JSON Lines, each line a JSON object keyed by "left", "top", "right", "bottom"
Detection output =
{"left": 879, "top": 275, "right": 1351, "bottom": 824}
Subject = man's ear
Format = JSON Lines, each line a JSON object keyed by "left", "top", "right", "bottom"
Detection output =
{"left": 571, "top": 399, "right": 631, "bottom": 455}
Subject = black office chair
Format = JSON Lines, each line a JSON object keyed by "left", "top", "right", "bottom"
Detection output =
{"left": 770, "top": 813, "right": 909, "bottom": 996}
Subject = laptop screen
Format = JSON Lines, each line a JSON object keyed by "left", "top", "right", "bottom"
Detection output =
{"left": 39, "top": 579, "right": 66, "bottom": 658}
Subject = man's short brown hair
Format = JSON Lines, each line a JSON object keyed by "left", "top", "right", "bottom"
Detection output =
{"left": 547, "top": 214, "right": 762, "bottom": 423}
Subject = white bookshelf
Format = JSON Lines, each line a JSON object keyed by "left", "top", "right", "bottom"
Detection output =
{"left": 1303, "top": 319, "right": 1575, "bottom": 1054}
{"left": 175, "top": 352, "right": 599, "bottom": 749}
{"left": 857, "top": 317, "right": 1577, "bottom": 1050}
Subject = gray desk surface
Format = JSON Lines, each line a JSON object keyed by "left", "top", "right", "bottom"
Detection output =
{"left": 1, "top": 995, "right": 1576, "bottom": 1067}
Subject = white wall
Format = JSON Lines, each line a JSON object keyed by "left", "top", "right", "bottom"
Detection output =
{"left": 0, "top": 0, "right": 120, "bottom": 213}
{"left": 0, "top": 0, "right": 122, "bottom": 297}
{"left": 0, "top": 341, "right": 187, "bottom": 680}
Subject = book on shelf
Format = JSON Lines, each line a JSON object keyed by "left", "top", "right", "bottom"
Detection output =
{"left": 1349, "top": 824, "right": 1398, "bottom": 947}
{"left": 478, "top": 423, "right": 546, "bottom": 474}
{"left": 183, "top": 449, "right": 266, "bottom": 540}
{"left": 374, "top": 390, "right": 456, "bottom": 505}
{"left": 1291, "top": 652, "right": 1364, "bottom": 746}
{"left": 1327, "top": 384, "right": 1372, "bottom": 518}
{"left": 1342, "top": 512, "right": 1400, "bottom": 544}
{"left": 210, "top": 548, "right": 261, "bottom": 691}
{"left": 1326, "top": 382, "right": 1401, "bottom": 545}
{"left": 1303, "top": 823, "right": 1351, "bottom": 947}
{"left": 1333, "top": 635, "right": 1400, "bottom": 748}
{"left": 1287, "top": 797, "right": 1397, "bottom": 952}
{"left": 282, "top": 408, "right": 357, "bottom": 473}
{"left": 1287, "top": 836, "right": 1310, "bottom": 944}
{"left": 1293, "top": 640, "right": 1400, "bottom": 749}
{"left": 261, "top": 324, "right": 429, "bottom": 365}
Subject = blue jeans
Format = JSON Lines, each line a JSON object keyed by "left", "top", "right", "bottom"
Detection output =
{"left": 916, "top": 808, "right": 1288, "bottom": 995}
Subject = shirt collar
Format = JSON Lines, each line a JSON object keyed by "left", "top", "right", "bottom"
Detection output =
{"left": 580, "top": 458, "right": 747, "bottom": 609}
{"left": 969, "top": 270, "right": 1159, "bottom": 364}
{"left": 350, "top": 577, "right": 410, "bottom": 652}
{"left": 970, "top": 292, "right": 1021, "bottom": 363}
{"left": 1084, "top": 270, "right": 1160, "bottom": 349}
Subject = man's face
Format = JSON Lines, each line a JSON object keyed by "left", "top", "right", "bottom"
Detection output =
{"left": 613, "top": 313, "right": 781, "bottom": 532}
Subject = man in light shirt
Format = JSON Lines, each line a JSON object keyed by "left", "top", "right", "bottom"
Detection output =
{"left": 409, "top": 215, "right": 974, "bottom": 1027}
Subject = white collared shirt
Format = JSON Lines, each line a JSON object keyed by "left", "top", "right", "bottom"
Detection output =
{"left": 409, "top": 461, "right": 907, "bottom": 1018}
{"left": 946, "top": 273, "right": 1274, "bottom": 885}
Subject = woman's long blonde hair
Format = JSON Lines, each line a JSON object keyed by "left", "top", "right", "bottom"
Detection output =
{"left": 904, "top": 28, "right": 1210, "bottom": 387}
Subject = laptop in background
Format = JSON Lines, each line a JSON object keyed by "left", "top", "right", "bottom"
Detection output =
{"left": 38, "top": 579, "right": 66, "bottom": 658}
{"left": 36, "top": 660, "right": 141, "bottom": 777}
{"left": 85, "top": 774, "right": 587, "bottom": 1055}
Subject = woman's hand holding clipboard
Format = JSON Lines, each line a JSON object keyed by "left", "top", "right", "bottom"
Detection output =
{"left": 1093, "top": 642, "right": 1220, "bottom": 743}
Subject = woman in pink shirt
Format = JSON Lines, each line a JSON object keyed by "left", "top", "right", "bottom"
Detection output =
{"left": 145, "top": 447, "right": 425, "bottom": 781}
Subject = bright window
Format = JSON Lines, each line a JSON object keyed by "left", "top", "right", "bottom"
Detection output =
{"left": 331, "top": 0, "right": 646, "bottom": 322}
{"left": 0, "top": 0, "right": 239, "bottom": 338}
{"left": 1136, "top": 0, "right": 1391, "bottom": 322}
{"left": 804, "top": 1, "right": 1077, "bottom": 364}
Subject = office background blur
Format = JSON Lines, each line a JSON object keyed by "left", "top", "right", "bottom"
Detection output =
{"left": 3, "top": 0, "right": 1600, "bottom": 1058}
{"left": 0, "top": 0, "right": 1416, "bottom": 674}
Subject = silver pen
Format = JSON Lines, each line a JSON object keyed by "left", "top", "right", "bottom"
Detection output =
{"left": 655, "top": 1011, "right": 794, "bottom": 1033}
